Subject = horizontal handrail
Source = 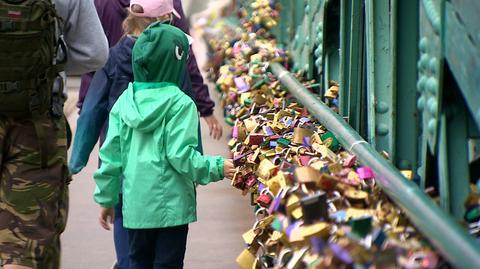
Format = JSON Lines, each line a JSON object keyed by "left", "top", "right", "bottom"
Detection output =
{"left": 270, "top": 62, "right": 480, "bottom": 269}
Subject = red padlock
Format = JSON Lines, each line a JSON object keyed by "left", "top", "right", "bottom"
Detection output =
{"left": 249, "top": 133, "right": 264, "bottom": 145}
{"left": 256, "top": 193, "right": 272, "bottom": 208}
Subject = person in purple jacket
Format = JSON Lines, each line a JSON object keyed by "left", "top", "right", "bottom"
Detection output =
{"left": 77, "top": 0, "right": 223, "bottom": 139}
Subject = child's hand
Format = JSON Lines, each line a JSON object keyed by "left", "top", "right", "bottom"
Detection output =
{"left": 223, "top": 159, "right": 235, "bottom": 180}
{"left": 99, "top": 207, "right": 115, "bottom": 231}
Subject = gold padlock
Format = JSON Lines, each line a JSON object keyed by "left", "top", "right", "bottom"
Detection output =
{"left": 244, "top": 118, "right": 258, "bottom": 133}
{"left": 294, "top": 166, "right": 320, "bottom": 184}
{"left": 324, "top": 85, "right": 339, "bottom": 99}
{"left": 312, "top": 143, "right": 337, "bottom": 162}
{"left": 236, "top": 248, "right": 257, "bottom": 269}
{"left": 345, "top": 189, "right": 369, "bottom": 201}
{"left": 328, "top": 162, "right": 343, "bottom": 174}
{"left": 286, "top": 195, "right": 303, "bottom": 219}
{"left": 345, "top": 208, "right": 372, "bottom": 220}
{"left": 401, "top": 170, "right": 413, "bottom": 180}
{"left": 242, "top": 228, "right": 258, "bottom": 245}
{"left": 310, "top": 159, "right": 328, "bottom": 170}
{"left": 266, "top": 177, "right": 282, "bottom": 196}
{"left": 256, "top": 159, "right": 277, "bottom": 180}
{"left": 240, "top": 92, "right": 252, "bottom": 104}
{"left": 299, "top": 222, "right": 330, "bottom": 239}
{"left": 228, "top": 138, "right": 237, "bottom": 148}
{"left": 292, "top": 127, "right": 314, "bottom": 144}
{"left": 288, "top": 227, "right": 305, "bottom": 245}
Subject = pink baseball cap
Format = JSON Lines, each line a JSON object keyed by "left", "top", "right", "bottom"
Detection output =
{"left": 130, "top": 0, "right": 181, "bottom": 19}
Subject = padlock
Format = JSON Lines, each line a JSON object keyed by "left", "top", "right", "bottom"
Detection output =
{"left": 236, "top": 248, "right": 257, "bottom": 269}
{"left": 349, "top": 215, "right": 372, "bottom": 238}
{"left": 299, "top": 222, "right": 330, "bottom": 239}
{"left": 234, "top": 153, "right": 248, "bottom": 167}
{"left": 313, "top": 144, "right": 337, "bottom": 162}
{"left": 257, "top": 193, "right": 272, "bottom": 208}
{"left": 343, "top": 154, "right": 357, "bottom": 167}
{"left": 256, "top": 159, "right": 277, "bottom": 180}
{"left": 244, "top": 118, "right": 258, "bottom": 132}
{"left": 300, "top": 191, "right": 329, "bottom": 224}
{"left": 265, "top": 177, "right": 281, "bottom": 196}
{"left": 235, "top": 76, "right": 250, "bottom": 92}
{"left": 324, "top": 85, "right": 339, "bottom": 99}
{"left": 245, "top": 174, "right": 258, "bottom": 189}
{"left": 277, "top": 137, "right": 291, "bottom": 148}
{"left": 356, "top": 166, "right": 374, "bottom": 180}
{"left": 344, "top": 189, "right": 368, "bottom": 203}
{"left": 286, "top": 194, "right": 303, "bottom": 219}
{"left": 401, "top": 170, "right": 414, "bottom": 180}
{"left": 294, "top": 166, "right": 320, "bottom": 185}
{"left": 292, "top": 127, "right": 314, "bottom": 145}
{"left": 248, "top": 133, "right": 264, "bottom": 145}
{"left": 346, "top": 171, "right": 362, "bottom": 186}
{"left": 317, "top": 173, "right": 338, "bottom": 191}
{"left": 321, "top": 131, "right": 340, "bottom": 151}
{"left": 242, "top": 228, "right": 260, "bottom": 245}
{"left": 345, "top": 208, "right": 372, "bottom": 220}
{"left": 231, "top": 168, "right": 245, "bottom": 190}
{"left": 262, "top": 125, "right": 275, "bottom": 136}
{"left": 328, "top": 162, "right": 343, "bottom": 174}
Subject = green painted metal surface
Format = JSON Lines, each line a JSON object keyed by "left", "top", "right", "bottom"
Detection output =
{"left": 365, "top": 0, "right": 394, "bottom": 154}
{"left": 438, "top": 100, "right": 470, "bottom": 219}
{"left": 322, "top": 0, "right": 341, "bottom": 92}
{"left": 339, "top": 0, "right": 365, "bottom": 136}
{"left": 271, "top": 63, "right": 480, "bottom": 269}
{"left": 392, "top": 0, "right": 419, "bottom": 171}
{"left": 445, "top": 2, "right": 480, "bottom": 129}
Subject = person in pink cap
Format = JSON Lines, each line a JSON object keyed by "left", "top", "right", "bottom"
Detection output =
{"left": 129, "top": 0, "right": 181, "bottom": 18}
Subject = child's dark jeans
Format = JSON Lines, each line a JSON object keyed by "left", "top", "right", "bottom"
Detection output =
{"left": 126, "top": 224, "right": 189, "bottom": 269}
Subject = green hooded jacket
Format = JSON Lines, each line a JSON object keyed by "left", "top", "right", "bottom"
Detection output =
{"left": 93, "top": 23, "right": 225, "bottom": 229}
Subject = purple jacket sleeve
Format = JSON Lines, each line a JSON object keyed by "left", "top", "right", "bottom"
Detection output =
{"left": 173, "top": 0, "right": 215, "bottom": 117}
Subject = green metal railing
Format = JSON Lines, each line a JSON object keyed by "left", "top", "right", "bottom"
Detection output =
{"left": 270, "top": 62, "right": 480, "bottom": 269}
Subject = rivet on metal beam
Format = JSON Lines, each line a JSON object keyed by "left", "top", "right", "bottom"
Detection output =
{"left": 417, "top": 75, "right": 427, "bottom": 93}
{"left": 427, "top": 77, "right": 438, "bottom": 95}
{"left": 427, "top": 98, "right": 438, "bottom": 116}
{"left": 419, "top": 37, "right": 429, "bottom": 53}
{"left": 429, "top": 57, "right": 439, "bottom": 75}
{"left": 417, "top": 96, "right": 426, "bottom": 111}
{"left": 375, "top": 102, "right": 389, "bottom": 114}
{"left": 376, "top": 124, "right": 390, "bottom": 136}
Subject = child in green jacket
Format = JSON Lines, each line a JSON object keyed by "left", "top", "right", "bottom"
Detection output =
{"left": 93, "top": 22, "right": 235, "bottom": 269}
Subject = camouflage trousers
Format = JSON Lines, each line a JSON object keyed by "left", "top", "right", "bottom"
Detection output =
{"left": 0, "top": 115, "right": 70, "bottom": 269}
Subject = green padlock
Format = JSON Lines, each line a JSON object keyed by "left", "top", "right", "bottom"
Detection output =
{"left": 321, "top": 131, "right": 340, "bottom": 151}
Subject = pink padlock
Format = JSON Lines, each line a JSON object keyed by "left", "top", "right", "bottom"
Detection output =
{"left": 356, "top": 166, "right": 374, "bottom": 180}
{"left": 232, "top": 125, "right": 238, "bottom": 139}
{"left": 299, "top": 155, "right": 312, "bottom": 166}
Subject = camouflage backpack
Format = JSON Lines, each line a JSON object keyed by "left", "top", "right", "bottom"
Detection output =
{"left": 0, "top": 0, "right": 66, "bottom": 167}
{"left": 0, "top": 0, "right": 65, "bottom": 118}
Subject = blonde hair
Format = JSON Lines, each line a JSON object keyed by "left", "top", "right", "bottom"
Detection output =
{"left": 122, "top": 4, "right": 157, "bottom": 36}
